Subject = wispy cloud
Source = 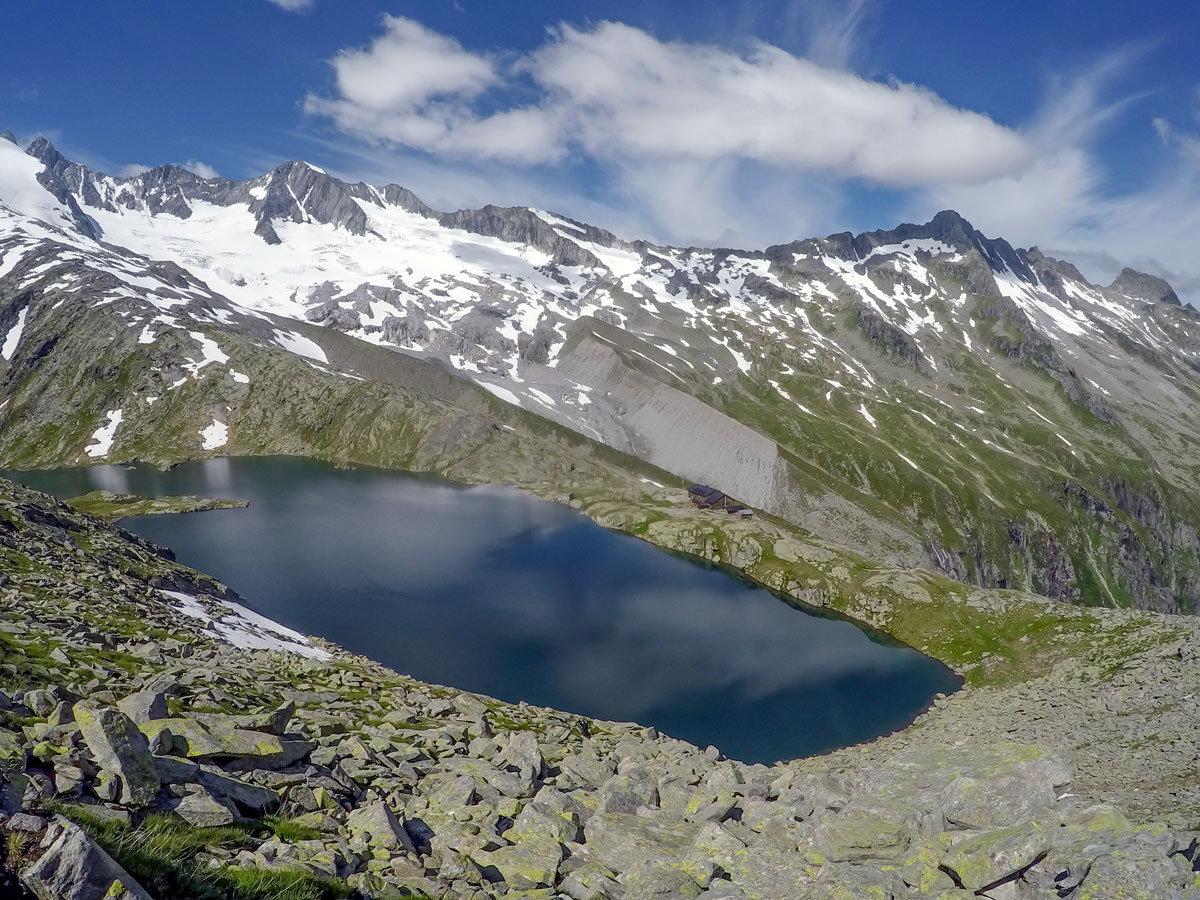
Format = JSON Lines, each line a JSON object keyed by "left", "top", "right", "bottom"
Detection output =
{"left": 790, "top": 0, "right": 881, "bottom": 70}
{"left": 301, "top": 13, "right": 1035, "bottom": 250}
{"left": 266, "top": 0, "right": 315, "bottom": 12}
{"left": 921, "top": 49, "right": 1200, "bottom": 301}
{"left": 300, "top": 14, "right": 1199, "bottom": 301}
{"left": 305, "top": 16, "right": 1030, "bottom": 184}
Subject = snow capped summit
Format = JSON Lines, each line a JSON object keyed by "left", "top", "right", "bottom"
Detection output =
{"left": 3, "top": 132, "right": 1200, "bottom": 609}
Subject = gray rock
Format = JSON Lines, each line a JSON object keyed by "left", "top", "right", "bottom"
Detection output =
{"left": 559, "top": 861, "right": 622, "bottom": 900}
{"left": 805, "top": 806, "right": 914, "bottom": 863}
{"left": 6, "top": 812, "right": 47, "bottom": 833}
{"left": 559, "top": 749, "right": 616, "bottom": 790}
{"left": 472, "top": 833, "right": 563, "bottom": 891}
{"left": 190, "top": 701, "right": 296, "bottom": 736}
{"left": 138, "top": 717, "right": 313, "bottom": 769}
{"left": 438, "top": 756, "right": 526, "bottom": 798}
{"left": 584, "top": 813, "right": 696, "bottom": 876}
{"left": 195, "top": 766, "right": 280, "bottom": 816}
{"left": 940, "top": 821, "right": 1052, "bottom": 893}
{"left": 501, "top": 731, "right": 545, "bottom": 796}
{"left": 73, "top": 702, "right": 160, "bottom": 808}
{"left": 152, "top": 755, "right": 199, "bottom": 784}
{"left": 46, "top": 702, "right": 74, "bottom": 727}
{"left": 26, "top": 688, "right": 78, "bottom": 718}
{"left": 116, "top": 691, "right": 168, "bottom": 724}
{"left": 170, "top": 788, "right": 239, "bottom": 827}
{"left": 345, "top": 801, "right": 416, "bottom": 853}
{"left": 623, "top": 860, "right": 704, "bottom": 900}
{"left": 21, "top": 819, "right": 154, "bottom": 900}
{"left": 452, "top": 693, "right": 488, "bottom": 719}
{"left": 425, "top": 774, "right": 477, "bottom": 816}
{"left": 145, "top": 728, "right": 174, "bottom": 756}
{"left": 600, "top": 768, "right": 659, "bottom": 814}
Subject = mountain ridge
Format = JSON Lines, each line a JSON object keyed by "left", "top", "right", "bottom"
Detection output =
{"left": 2, "top": 133, "right": 1200, "bottom": 614}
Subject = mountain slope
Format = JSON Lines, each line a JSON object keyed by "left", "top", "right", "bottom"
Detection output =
{"left": 3, "top": 461, "right": 1200, "bottom": 897}
{"left": 2, "top": 133, "right": 1200, "bottom": 611}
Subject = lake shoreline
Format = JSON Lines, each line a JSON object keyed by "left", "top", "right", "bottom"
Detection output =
{"left": 5, "top": 457, "right": 959, "bottom": 766}
{"left": 9, "top": 454, "right": 1200, "bottom": 825}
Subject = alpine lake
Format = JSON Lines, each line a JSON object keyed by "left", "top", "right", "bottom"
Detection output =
{"left": 9, "top": 457, "right": 960, "bottom": 764}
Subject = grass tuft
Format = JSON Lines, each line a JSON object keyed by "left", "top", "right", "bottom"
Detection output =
{"left": 52, "top": 806, "right": 350, "bottom": 900}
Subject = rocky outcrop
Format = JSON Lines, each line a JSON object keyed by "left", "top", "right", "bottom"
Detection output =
{"left": 72, "top": 703, "right": 160, "bottom": 808}
{"left": 855, "top": 304, "right": 926, "bottom": 367}
{"left": 21, "top": 820, "right": 153, "bottom": 900}
{"left": 437, "top": 206, "right": 616, "bottom": 268}
{"left": 1110, "top": 266, "right": 1182, "bottom": 306}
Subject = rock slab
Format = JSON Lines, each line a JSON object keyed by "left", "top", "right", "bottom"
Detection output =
{"left": 21, "top": 820, "right": 154, "bottom": 900}
{"left": 72, "top": 702, "right": 159, "bottom": 808}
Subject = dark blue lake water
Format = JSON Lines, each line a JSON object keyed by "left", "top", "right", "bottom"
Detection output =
{"left": 9, "top": 457, "right": 959, "bottom": 763}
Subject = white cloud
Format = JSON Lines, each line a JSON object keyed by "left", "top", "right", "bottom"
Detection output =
{"left": 119, "top": 163, "right": 151, "bottom": 178}
{"left": 183, "top": 159, "right": 221, "bottom": 180}
{"left": 303, "top": 17, "right": 1200, "bottom": 303}
{"left": 267, "top": 0, "right": 315, "bottom": 11}
{"left": 306, "top": 17, "right": 1031, "bottom": 185}
{"left": 305, "top": 17, "right": 559, "bottom": 165}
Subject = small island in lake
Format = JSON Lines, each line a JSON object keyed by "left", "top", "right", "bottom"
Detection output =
{"left": 66, "top": 490, "right": 249, "bottom": 522}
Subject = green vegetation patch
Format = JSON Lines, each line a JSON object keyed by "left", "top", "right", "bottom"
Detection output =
{"left": 66, "top": 491, "right": 248, "bottom": 523}
{"left": 54, "top": 806, "right": 350, "bottom": 900}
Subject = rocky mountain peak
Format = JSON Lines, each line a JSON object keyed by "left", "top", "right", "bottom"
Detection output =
{"left": 24, "top": 135, "right": 65, "bottom": 168}
{"left": 374, "top": 183, "right": 436, "bottom": 217}
{"left": 436, "top": 204, "right": 613, "bottom": 268}
{"left": 254, "top": 160, "right": 370, "bottom": 241}
{"left": 1020, "top": 247, "right": 1091, "bottom": 295}
{"left": 1109, "top": 266, "right": 1181, "bottom": 306}
{"left": 20, "top": 135, "right": 103, "bottom": 240}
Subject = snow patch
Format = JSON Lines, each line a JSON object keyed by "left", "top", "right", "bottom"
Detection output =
{"left": 85, "top": 409, "right": 123, "bottom": 458}
{"left": 200, "top": 419, "right": 228, "bottom": 450}
{"left": 182, "top": 332, "right": 230, "bottom": 375}
{"left": 1, "top": 308, "right": 27, "bottom": 360}
{"left": 480, "top": 382, "right": 522, "bottom": 407}
{"left": 273, "top": 329, "right": 327, "bottom": 363}
{"left": 160, "top": 589, "right": 331, "bottom": 660}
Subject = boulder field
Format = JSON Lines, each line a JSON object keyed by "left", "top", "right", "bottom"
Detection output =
{"left": 2, "top": 478, "right": 1200, "bottom": 899}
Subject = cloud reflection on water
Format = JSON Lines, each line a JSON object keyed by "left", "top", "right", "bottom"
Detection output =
{"left": 12, "top": 458, "right": 958, "bottom": 761}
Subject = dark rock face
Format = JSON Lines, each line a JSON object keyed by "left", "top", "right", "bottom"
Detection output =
{"left": 249, "top": 161, "right": 370, "bottom": 237}
{"left": 24, "top": 138, "right": 105, "bottom": 240}
{"left": 925, "top": 478, "right": 1200, "bottom": 612}
{"left": 381, "top": 313, "right": 432, "bottom": 346}
{"left": 855, "top": 305, "right": 924, "bottom": 368}
{"left": 437, "top": 205, "right": 612, "bottom": 268}
{"left": 453, "top": 308, "right": 515, "bottom": 354}
{"left": 519, "top": 320, "right": 558, "bottom": 365}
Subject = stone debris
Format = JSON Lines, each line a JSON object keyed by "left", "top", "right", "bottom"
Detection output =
{"left": 71, "top": 702, "right": 160, "bottom": 809}
{"left": 1, "top": 476, "right": 1200, "bottom": 898}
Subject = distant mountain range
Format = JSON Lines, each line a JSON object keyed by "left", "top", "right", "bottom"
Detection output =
{"left": 2, "top": 131, "right": 1199, "bottom": 612}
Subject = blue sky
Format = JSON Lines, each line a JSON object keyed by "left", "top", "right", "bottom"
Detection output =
{"left": 2, "top": 1, "right": 1199, "bottom": 297}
